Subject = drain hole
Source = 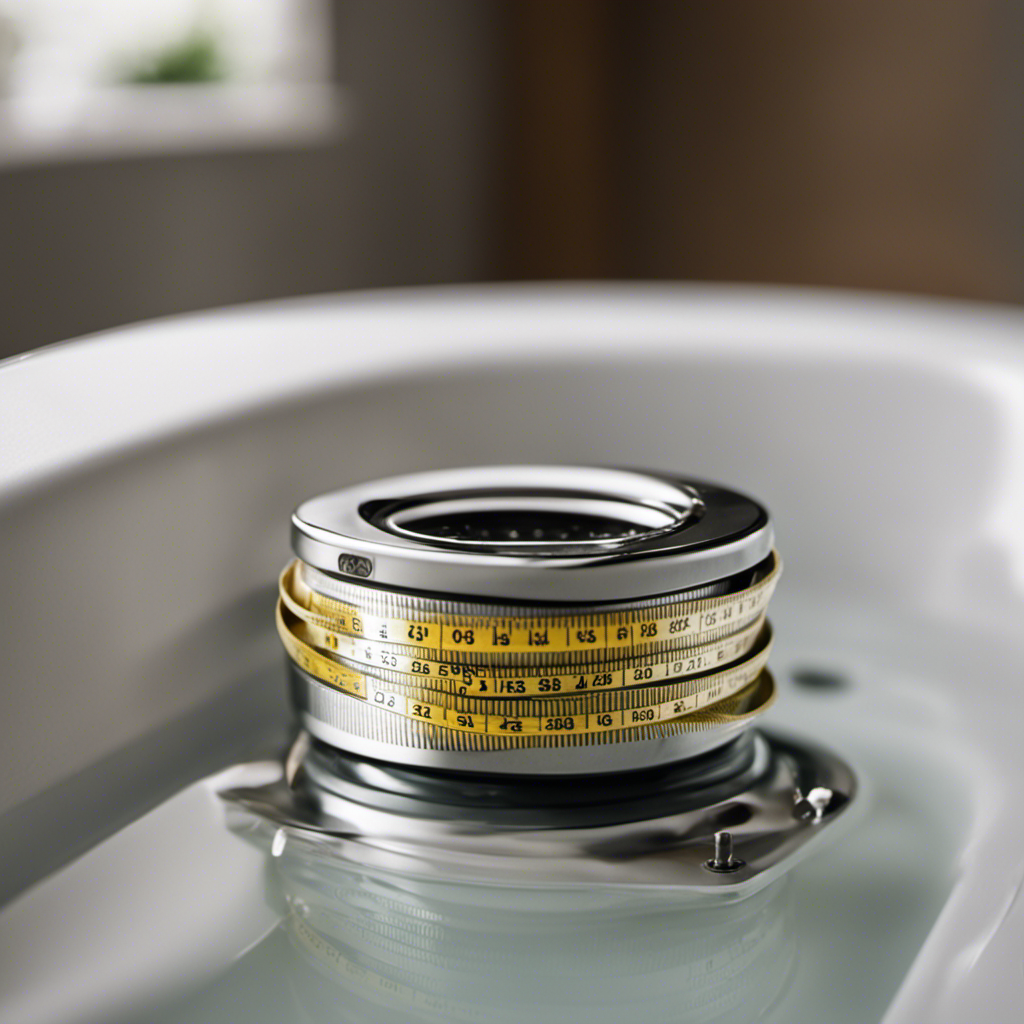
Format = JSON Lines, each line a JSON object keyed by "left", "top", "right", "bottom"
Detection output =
{"left": 791, "top": 667, "right": 849, "bottom": 692}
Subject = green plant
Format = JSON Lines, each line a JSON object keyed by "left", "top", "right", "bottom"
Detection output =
{"left": 121, "top": 28, "right": 224, "bottom": 85}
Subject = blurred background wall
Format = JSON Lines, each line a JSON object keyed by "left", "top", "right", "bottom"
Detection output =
{"left": 0, "top": 1, "right": 499, "bottom": 354}
{"left": 1, "top": 0, "right": 1021, "bottom": 360}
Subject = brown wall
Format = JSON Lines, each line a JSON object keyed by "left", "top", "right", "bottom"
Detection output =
{"left": 499, "top": 0, "right": 1022, "bottom": 303}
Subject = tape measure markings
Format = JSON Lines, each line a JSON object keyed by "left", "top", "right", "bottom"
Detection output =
{"left": 289, "top": 611, "right": 766, "bottom": 696}
{"left": 277, "top": 549, "right": 781, "bottom": 740}
{"left": 283, "top": 552, "right": 780, "bottom": 655}
{"left": 277, "top": 602, "right": 772, "bottom": 737}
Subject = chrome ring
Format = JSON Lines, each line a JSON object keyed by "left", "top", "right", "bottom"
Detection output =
{"left": 292, "top": 465, "right": 771, "bottom": 602}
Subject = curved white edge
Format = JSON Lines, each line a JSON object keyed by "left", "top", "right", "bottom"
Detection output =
{"left": 2, "top": 283, "right": 1022, "bottom": 505}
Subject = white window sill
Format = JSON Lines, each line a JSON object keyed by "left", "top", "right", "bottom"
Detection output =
{"left": 0, "top": 82, "right": 352, "bottom": 168}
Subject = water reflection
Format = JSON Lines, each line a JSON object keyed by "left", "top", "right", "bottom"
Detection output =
{"left": 205, "top": 823, "right": 796, "bottom": 1024}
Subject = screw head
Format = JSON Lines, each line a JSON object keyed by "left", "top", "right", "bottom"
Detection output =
{"left": 703, "top": 830, "right": 745, "bottom": 873}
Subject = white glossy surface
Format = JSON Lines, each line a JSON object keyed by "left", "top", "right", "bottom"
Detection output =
{"left": 0, "top": 781, "right": 279, "bottom": 1024}
{"left": 1, "top": 284, "right": 1023, "bottom": 1022}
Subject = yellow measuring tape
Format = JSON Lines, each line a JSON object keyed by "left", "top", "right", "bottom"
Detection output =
{"left": 276, "top": 552, "right": 780, "bottom": 740}
{"left": 286, "top": 553, "right": 780, "bottom": 655}
{"left": 286, "top": 602, "right": 766, "bottom": 696}
{"left": 278, "top": 602, "right": 771, "bottom": 737}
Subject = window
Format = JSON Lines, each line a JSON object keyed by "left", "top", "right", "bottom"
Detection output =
{"left": 0, "top": 1, "right": 345, "bottom": 165}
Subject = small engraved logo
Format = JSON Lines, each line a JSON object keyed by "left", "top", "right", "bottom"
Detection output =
{"left": 338, "top": 554, "right": 373, "bottom": 578}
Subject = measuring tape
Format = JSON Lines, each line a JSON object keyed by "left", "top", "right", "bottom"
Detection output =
{"left": 276, "top": 552, "right": 780, "bottom": 740}
{"left": 284, "top": 598, "right": 766, "bottom": 697}
{"left": 279, "top": 602, "right": 771, "bottom": 737}
{"left": 287, "top": 553, "right": 780, "bottom": 656}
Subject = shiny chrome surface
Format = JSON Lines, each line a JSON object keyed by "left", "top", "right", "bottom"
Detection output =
{"left": 292, "top": 465, "right": 772, "bottom": 601}
{"left": 706, "top": 830, "right": 744, "bottom": 873}
{"left": 216, "top": 728, "right": 857, "bottom": 891}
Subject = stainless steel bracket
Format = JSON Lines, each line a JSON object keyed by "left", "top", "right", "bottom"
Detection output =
{"left": 216, "top": 728, "right": 856, "bottom": 895}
